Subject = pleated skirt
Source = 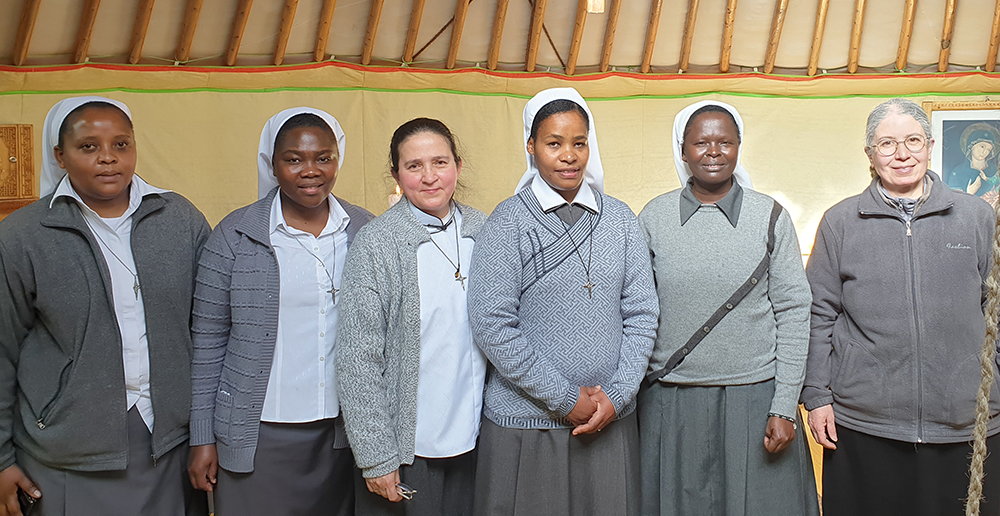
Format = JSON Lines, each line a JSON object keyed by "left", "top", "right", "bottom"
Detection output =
{"left": 214, "top": 417, "right": 356, "bottom": 516}
{"left": 638, "top": 380, "right": 819, "bottom": 516}
{"left": 16, "top": 408, "right": 205, "bottom": 516}
{"left": 474, "top": 411, "right": 640, "bottom": 516}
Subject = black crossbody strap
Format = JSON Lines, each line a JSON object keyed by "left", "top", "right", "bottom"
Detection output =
{"left": 645, "top": 201, "right": 783, "bottom": 385}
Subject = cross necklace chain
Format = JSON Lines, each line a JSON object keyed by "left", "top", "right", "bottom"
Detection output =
{"left": 82, "top": 216, "right": 141, "bottom": 300}
{"left": 562, "top": 213, "right": 596, "bottom": 299}
{"left": 426, "top": 218, "right": 467, "bottom": 290}
{"left": 291, "top": 235, "right": 338, "bottom": 302}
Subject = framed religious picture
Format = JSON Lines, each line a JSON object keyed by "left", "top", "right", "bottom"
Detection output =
{"left": 0, "top": 124, "right": 37, "bottom": 220}
{"left": 924, "top": 100, "right": 1000, "bottom": 208}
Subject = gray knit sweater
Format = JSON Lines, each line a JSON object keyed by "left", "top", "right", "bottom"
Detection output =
{"left": 468, "top": 189, "right": 659, "bottom": 429}
{"left": 335, "top": 198, "right": 487, "bottom": 479}
{"left": 189, "top": 188, "right": 373, "bottom": 473}
{"left": 638, "top": 186, "right": 811, "bottom": 419}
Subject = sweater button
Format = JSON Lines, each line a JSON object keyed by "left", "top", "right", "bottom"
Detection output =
{"left": 682, "top": 347, "right": 689, "bottom": 354}
{"left": 726, "top": 303, "right": 733, "bottom": 310}
{"left": 750, "top": 278, "right": 758, "bottom": 285}
{"left": 703, "top": 326, "right": 710, "bottom": 333}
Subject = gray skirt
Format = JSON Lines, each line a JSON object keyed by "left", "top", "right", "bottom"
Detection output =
{"left": 16, "top": 408, "right": 204, "bottom": 516}
{"left": 354, "top": 449, "right": 477, "bottom": 516}
{"left": 214, "top": 418, "right": 356, "bottom": 516}
{"left": 638, "top": 380, "right": 820, "bottom": 516}
{"left": 474, "top": 411, "right": 640, "bottom": 516}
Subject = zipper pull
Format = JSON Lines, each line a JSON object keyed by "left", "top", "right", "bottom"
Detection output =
{"left": 906, "top": 220, "right": 912, "bottom": 237}
{"left": 36, "top": 419, "right": 45, "bottom": 430}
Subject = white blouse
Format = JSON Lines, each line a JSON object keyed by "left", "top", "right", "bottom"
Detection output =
{"left": 410, "top": 202, "right": 487, "bottom": 458}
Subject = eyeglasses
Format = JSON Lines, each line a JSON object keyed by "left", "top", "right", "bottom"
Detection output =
{"left": 396, "top": 482, "right": 417, "bottom": 500}
{"left": 870, "top": 134, "right": 928, "bottom": 157}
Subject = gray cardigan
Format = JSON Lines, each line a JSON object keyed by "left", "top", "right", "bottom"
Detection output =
{"left": 189, "top": 188, "right": 373, "bottom": 473}
{"left": 336, "top": 198, "right": 487, "bottom": 479}
{"left": 0, "top": 192, "right": 210, "bottom": 472}
{"left": 802, "top": 173, "right": 1000, "bottom": 443}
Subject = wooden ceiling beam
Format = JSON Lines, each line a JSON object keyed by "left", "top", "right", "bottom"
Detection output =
{"left": 679, "top": 0, "right": 701, "bottom": 72}
{"left": 128, "top": 0, "right": 155, "bottom": 64}
{"left": 937, "top": 0, "right": 956, "bottom": 72}
{"left": 402, "top": 0, "right": 426, "bottom": 63}
{"left": 763, "top": 0, "right": 790, "bottom": 73}
{"left": 226, "top": 0, "right": 253, "bottom": 66}
{"left": 525, "top": 0, "right": 548, "bottom": 72}
{"left": 719, "top": 0, "right": 738, "bottom": 73}
{"left": 361, "top": 0, "right": 385, "bottom": 65}
{"left": 847, "top": 0, "right": 866, "bottom": 73}
{"left": 599, "top": 0, "right": 622, "bottom": 72}
{"left": 895, "top": 0, "right": 917, "bottom": 71}
{"left": 176, "top": 0, "right": 204, "bottom": 63}
{"left": 73, "top": 0, "right": 101, "bottom": 64}
{"left": 314, "top": 0, "right": 337, "bottom": 62}
{"left": 273, "top": 0, "right": 299, "bottom": 65}
{"left": 989, "top": 0, "right": 1000, "bottom": 72}
{"left": 566, "top": 0, "right": 588, "bottom": 75}
{"left": 807, "top": 0, "right": 829, "bottom": 76}
{"left": 12, "top": 0, "right": 42, "bottom": 66}
{"left": 487, "top": 0, "right": 510, "bottom": 70}
{"left": 640, "top": 0, "right": 664, "bottom": 73}
{"left": 446, "top": 0, "right": 471, "bottom": 69}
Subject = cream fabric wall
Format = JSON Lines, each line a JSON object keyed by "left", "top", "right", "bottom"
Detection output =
{"left": 1, "top": 64, "right": 997, "bottom": 256}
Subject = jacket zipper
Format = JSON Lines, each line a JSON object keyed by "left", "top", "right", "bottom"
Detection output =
{"left": 36, "top": 358, "right": 74, "bottom": 429}
{"left": 905, "top": 219, "right": 924, "bottom": 442}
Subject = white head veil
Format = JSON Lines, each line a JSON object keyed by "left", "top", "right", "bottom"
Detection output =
{"left": 257, "top": 107, "right": 347, "bottom": 200}
{"left": 514, "top": 87, "right": 605, "bottom": 194}
{"left": 40, "top": 96, "right": 133, "bottom": 198}
{"left": 672, "top": 100, "right": 753, "bottom": 190}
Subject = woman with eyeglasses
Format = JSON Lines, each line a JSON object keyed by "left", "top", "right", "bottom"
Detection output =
{"left": 802, "top": 98, "right": 1000, "bottom": 515}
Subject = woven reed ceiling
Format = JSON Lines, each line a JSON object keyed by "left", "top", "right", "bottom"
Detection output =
{"left": 2, "top": 0, "right": 1000, "bottom": 75}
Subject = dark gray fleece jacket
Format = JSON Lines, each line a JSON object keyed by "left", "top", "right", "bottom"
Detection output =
{"left": 802, "top": 173, "right": 1000, "bottom": 444}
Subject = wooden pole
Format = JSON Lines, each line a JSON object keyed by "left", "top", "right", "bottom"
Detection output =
{"left": 12, "top": 0, "right": 42, "bottom": 66}
{"left": 525, "top": 0, "right": 548, "bottom": 72}
{"left": 679, "top": 0, "right": 701, "bottom": 72}
{"left": 128, "top": 0, "right": 156, "bottom": 64}
{"left": 402, "top": 0, "right": 426, "bottom": 63}
{"left": 361, "top": 0, "right": 385, "bottom": 65}
{"left": 895, "top": 0, "right": 917, "bottom": 71}
{"left": 314, "top": 0, "right": 337, "bottom": 62}
{"left": 446, "top": 0, "right": 471, "bottom": 68}
{"left": 273, "top": 0, "right": 299, "bottom": 65}
{"left": 988, "top": 0, "right": 1000, "bottom": 72}
{"left": 226, "top": 0, "right": 253, "bottom": 65}
{"left": 938, "top": 0, "right": 957, "bottom": 72}
{"left": 847, "top": 0, "right": 867, "bottom": 73}
{"left": 487, "top": 0, "right": 511, "bottom": 70}
{"left": 176, "top": 0, "right": 204, "bottom": 63}
{"left": 719, "top": 0, "right": 738, "bottom": 72}
{"left": 640, "top": 0, "right": 663, "bottom": 73}
{"left": 807, "top": 0, "right": 830, "bottom": 76}
{"left": 762, "top": 0, "right": 789, "bottom": 73}
{"left": 599, "top": 0, "right": 622, "bottom": 72}
{"left": 73, "top": 0, "right": 101, "bottom": 63}
{"left": 566, "top": 0, "right": 588, "bottom": 75}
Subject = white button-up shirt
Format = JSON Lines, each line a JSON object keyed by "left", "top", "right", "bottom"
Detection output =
{"left": 410, "top": 203, "right": 486, "bottom": 458}
{"left": 260, "top": 193, "right": 349, "bottom": 423}
{"left": 51, "top": 174, "right": 169, "bottom": 433}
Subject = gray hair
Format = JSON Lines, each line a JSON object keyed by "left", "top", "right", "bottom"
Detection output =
{"left": 865, "top": 98, "right": 933, "bottom": 147}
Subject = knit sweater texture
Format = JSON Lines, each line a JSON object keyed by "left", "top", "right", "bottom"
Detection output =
{"left": 468, "top": 189, "right": 659, "bottom": 429}
{"left": 336, "top": 198, "right": 487, "bottom": 479}
{"left": 0, "top": 192, "right": 209, "bottom": 471}
{"left": 189, "top": 188, "right": 373, "bottom": 473}
{"left": 638, "top": 187, "right": 811, "bottom": 419}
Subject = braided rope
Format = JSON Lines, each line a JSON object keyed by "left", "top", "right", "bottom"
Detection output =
{"left": 966, "top": 200, "right": 1000, "bottom": 516}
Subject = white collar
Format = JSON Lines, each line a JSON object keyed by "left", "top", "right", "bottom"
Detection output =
{"left": 269, "top": 192, "right": 349, "bottom": 237}
{"left": 530, "top": 176, "right": 599, "bottom": 213}
{"left": 409, "top": 200, "right": 458, "bottom": 229}
{"left": 50, "top": 174, "right": 169, "bottom": 214}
